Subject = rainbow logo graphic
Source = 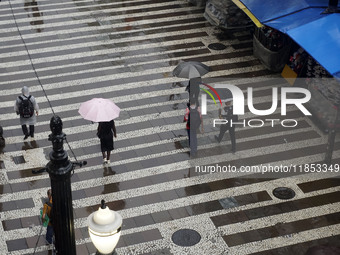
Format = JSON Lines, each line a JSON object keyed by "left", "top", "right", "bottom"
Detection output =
{"left": 200, "top": 83, "right": 223, "bottom": 114}
{"left": 200, "top": 83, "right": 223, "bottom": 106}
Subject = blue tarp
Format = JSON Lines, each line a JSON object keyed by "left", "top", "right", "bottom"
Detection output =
{"left": 240, "top": 0, "right": 340, "bottom": 80}
{"left": 264, "top": 8, "right": 326, "bottom": 32}
{"left": 240, "top": 0, "right": 310, "bottom": 23}
{"left": 288, "top": 14, "right": 340, "bottom": 77}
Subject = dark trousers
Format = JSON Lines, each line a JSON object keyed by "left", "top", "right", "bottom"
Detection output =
{"left": 22, "top": 125, "right": 34, "bottom": 137}
{"left": 187, "top": 128, "right": 197, "bottom": 156}
{"left": 217, "top": 124, "right": 236, "bottom": 152}
{"left": 46, "top": 225, "right": 54, "bottom": 244}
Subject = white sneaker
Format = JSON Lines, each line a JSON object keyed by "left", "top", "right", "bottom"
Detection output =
{"left": 106, "top": 159, "right": 110, "bottom": 164}
{"left": 103, "top": 159, "right": 107, "bottom": 164}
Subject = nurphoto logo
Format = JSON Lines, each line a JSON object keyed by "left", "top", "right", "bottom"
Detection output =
{"left": 200, "top": 84, "right": 312, "bottom": 128}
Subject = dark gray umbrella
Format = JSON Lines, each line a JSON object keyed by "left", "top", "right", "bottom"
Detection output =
{"left": 173, "top": 61, "right": 210, "bottom": 79}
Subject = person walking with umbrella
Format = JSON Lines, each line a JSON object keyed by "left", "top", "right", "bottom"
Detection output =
{"left": 97, "top": 120, "right": 117, "bottom": 164}
{"left": 78, "top": 98, "right": 120, "bottom": 164}
{"left": 173, "top": 61, "right": 210, "bottom": 104}
{"left": 184, "top": 100, "right": 204, "bottom": 157}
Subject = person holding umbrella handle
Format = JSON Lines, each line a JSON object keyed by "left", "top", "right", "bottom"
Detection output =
{"left": 97, "top": 120, "right": 117, "bottom": 164}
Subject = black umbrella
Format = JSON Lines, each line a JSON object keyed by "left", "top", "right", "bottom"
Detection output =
{"left": 173, "top": 61, "right": 210, "bottom": 79}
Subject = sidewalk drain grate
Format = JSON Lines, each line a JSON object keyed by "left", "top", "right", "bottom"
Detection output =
{"left": 208, "top": 43, "right": 227, "bottom": 50}
{"left": 12, "top": 155, "right": 26, "bottom": 164}
{"left": 172, "top": 229, "right": 201, "bottom": 246}
{"left": 273, "top": 187, "right": 295, "bottom": 200}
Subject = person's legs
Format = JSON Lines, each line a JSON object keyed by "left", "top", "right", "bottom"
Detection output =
{"left": 46, "top": 225, "right": 54, "bottom": 244}
{"left": 21, "top": 125, "right": 29, "bottom": 139}
{"left": 102, "top": 151, "right": 107, "bottom": 164}
{"left": 229, "top": 127, "right": 236, "bottom": 153}
{"left": 187, "top": 129, "right": 190, "bottom": 146}
{"left": 29, "top": 125, "right": 34, "bottom": 138}
{"left": 106, "top": 151, "right": 111, "bottom": 162}
{"left": 190, "top": 129, "right": 197, "bottom": 156}
{"left": 215, "top": 124, "right": 228, "bottom": 143}
{"left": 100, "top": 139, "right": 107, "bottom": 163}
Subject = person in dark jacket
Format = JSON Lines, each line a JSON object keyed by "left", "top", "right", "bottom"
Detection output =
{"left": 97, "top": 120, "right": 117, "bottom": 164}
{"left": 186, "top": 77, "right": 201, "bottom": 105}
{"left": 215, "top": 100, "right": 237, "bottom": 153}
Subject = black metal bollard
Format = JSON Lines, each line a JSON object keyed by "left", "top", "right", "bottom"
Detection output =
{"left": 46, "top": 116, "right": 76, "bottom": 255}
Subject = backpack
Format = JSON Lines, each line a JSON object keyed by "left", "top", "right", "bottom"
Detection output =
{"left": 45, "top": 201, "right": 53, "bottom": 224}
{"left": 188, "top": 106, "right": 201, "bottom": 129}
{"left": 18, "top": 95, "right": 34, "bottom": 118}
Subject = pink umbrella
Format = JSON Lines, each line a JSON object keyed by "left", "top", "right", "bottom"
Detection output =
{"left": 78, "top": 98, "right": 120, "bottom": 122}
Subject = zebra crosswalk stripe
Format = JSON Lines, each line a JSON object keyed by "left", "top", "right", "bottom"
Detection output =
{"left": 0, "top": 0, "right": 339, "bottom": 254}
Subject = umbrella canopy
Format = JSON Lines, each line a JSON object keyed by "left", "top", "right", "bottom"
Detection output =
{"left": 172, "top": 61, "right": 210, "bottom": 79}
{"left": 78, "top": 98, "right": 120, "bottom": 122}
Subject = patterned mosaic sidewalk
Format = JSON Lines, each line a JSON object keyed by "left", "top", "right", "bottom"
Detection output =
{"left": 0, "top": 0, "right": 340, "bottom": 254}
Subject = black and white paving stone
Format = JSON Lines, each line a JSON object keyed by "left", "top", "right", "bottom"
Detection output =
{"left": 0, "top": 0, "right": 340, "bottom": 254}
